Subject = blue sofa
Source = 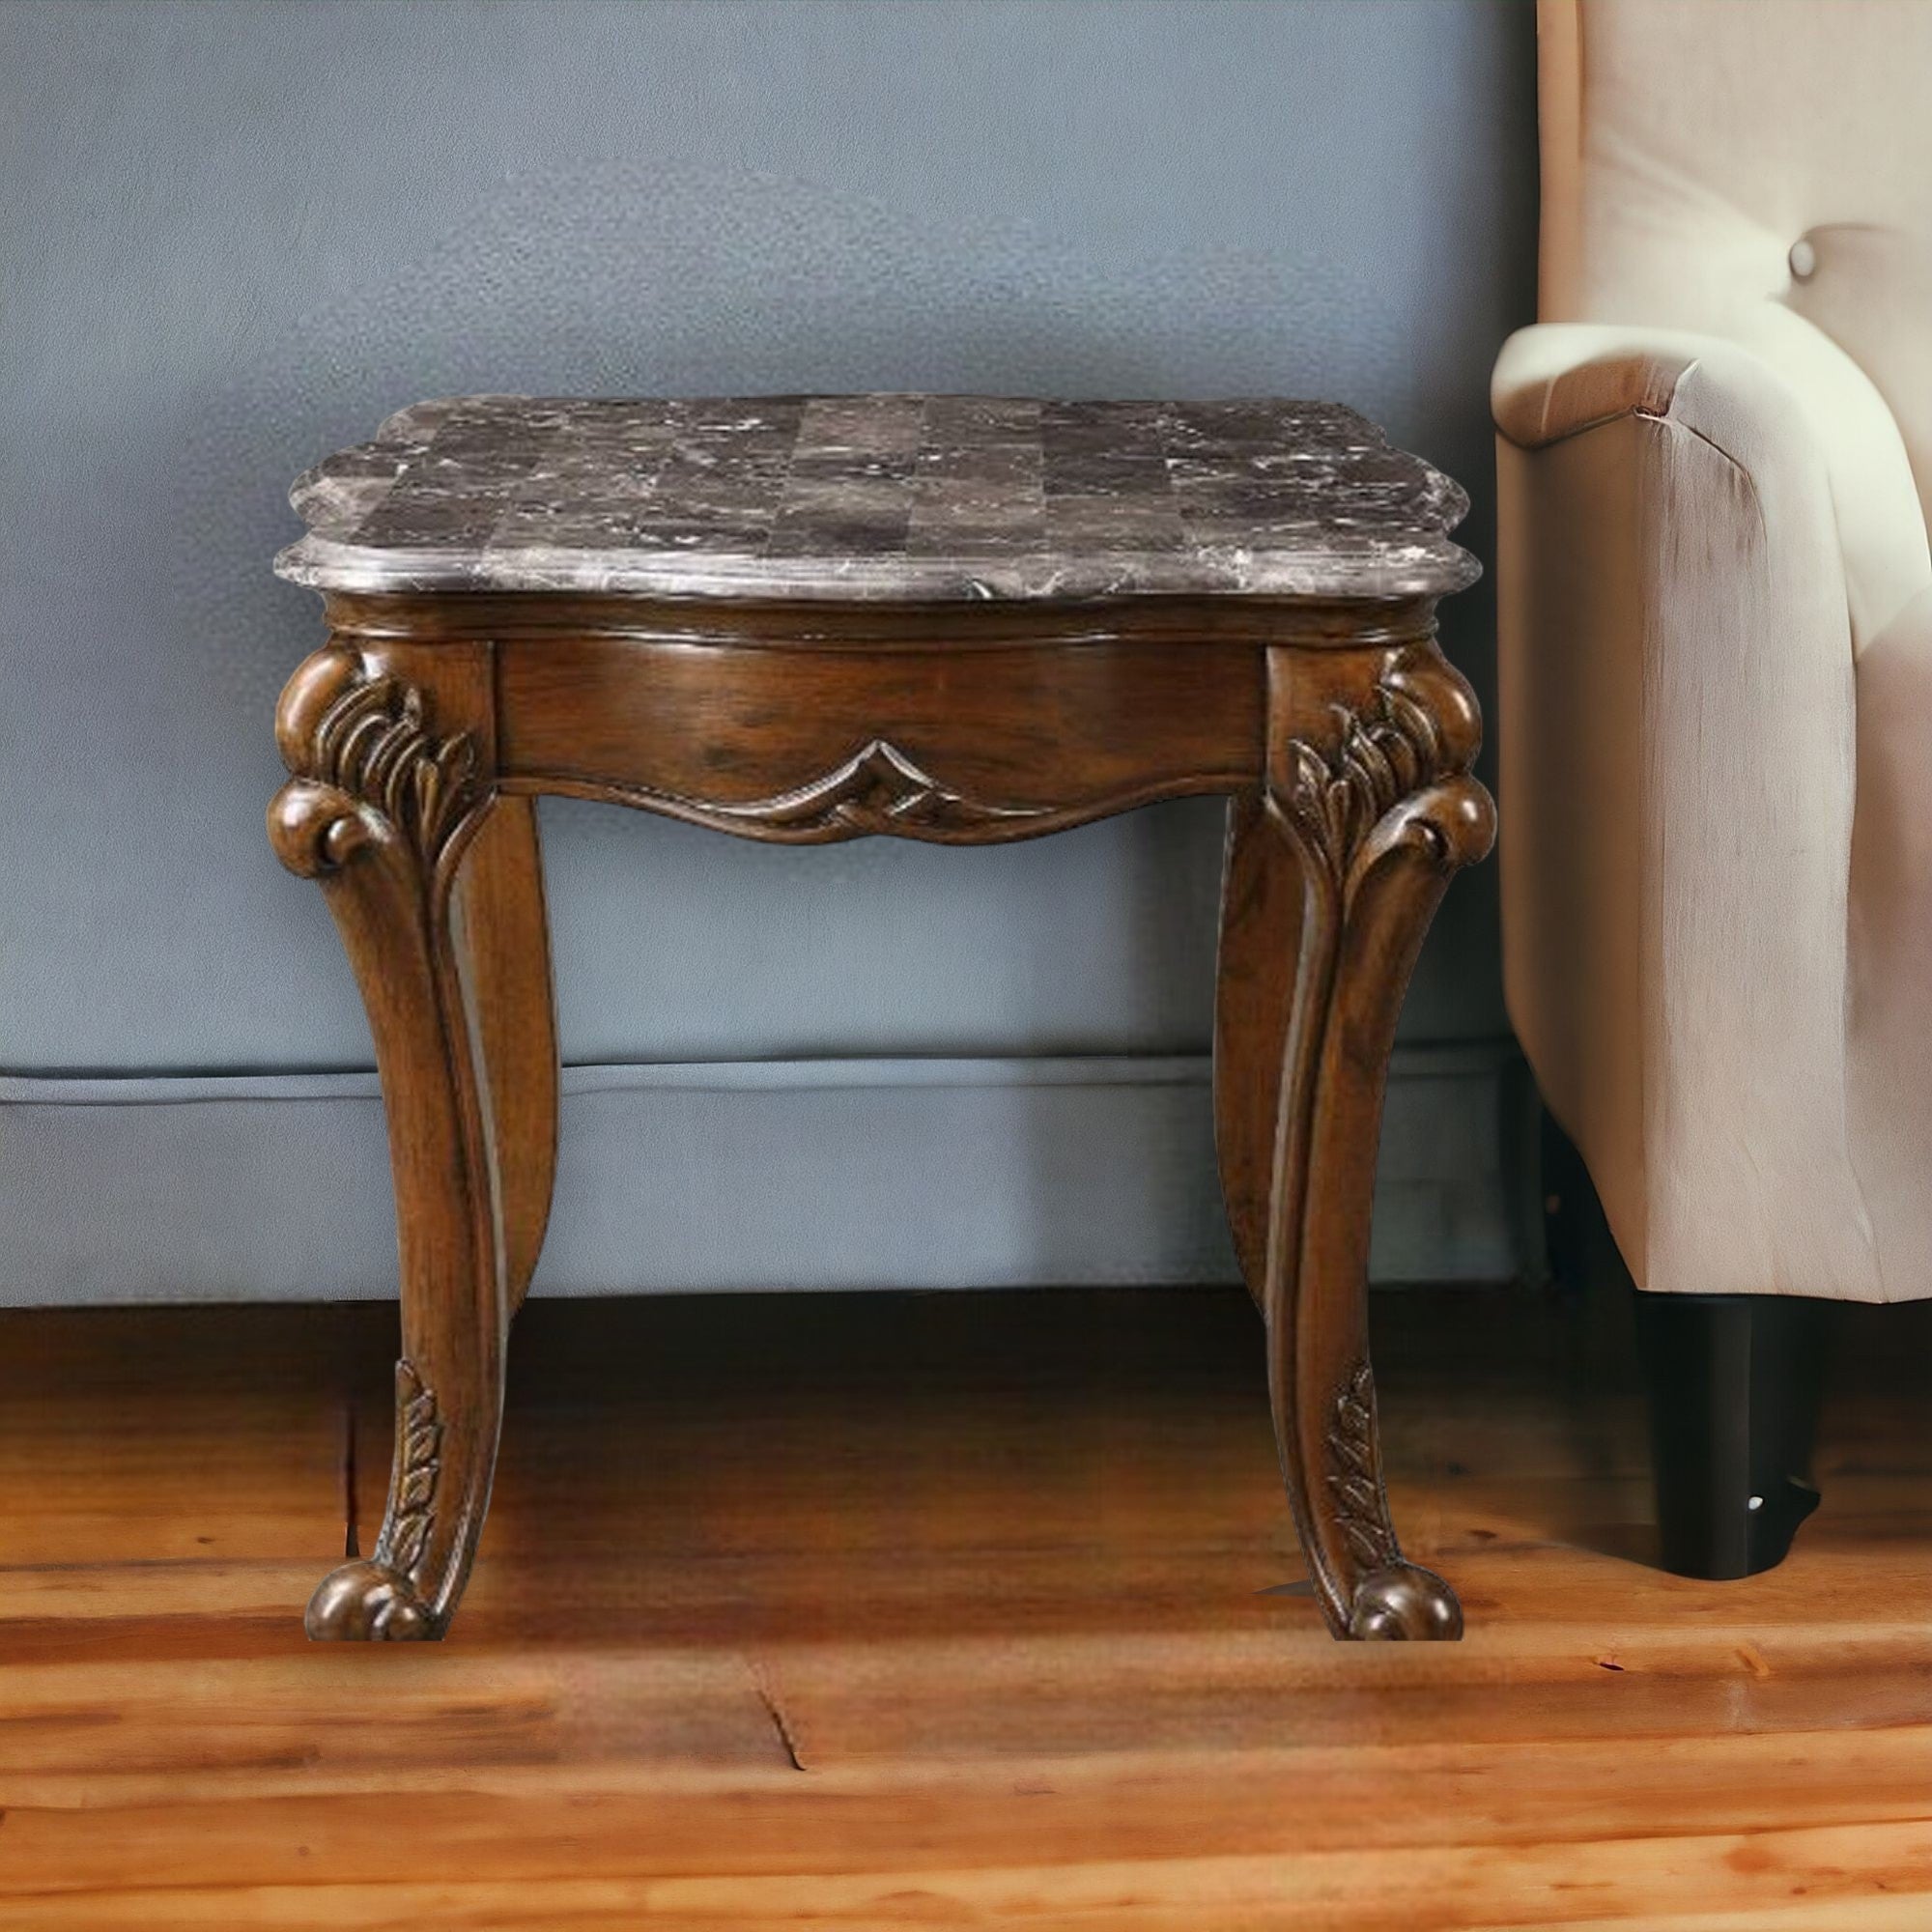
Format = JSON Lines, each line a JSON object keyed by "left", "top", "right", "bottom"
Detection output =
{"left": 0, "top": 0, "right": 1534, "bottom": 1304}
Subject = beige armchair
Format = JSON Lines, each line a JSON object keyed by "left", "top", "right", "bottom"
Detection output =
{"left": 1493, "top": 0, "right": 1932, "bottom": 1574}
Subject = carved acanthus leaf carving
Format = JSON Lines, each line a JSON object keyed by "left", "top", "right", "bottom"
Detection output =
{"left": 373, "top": 1359, "right": 440, "bottom": 1580}
{"left": 303, "top": 670, "right": 479, "bottom": 867}
{"left": 1283, "top": 677, "right": 1447, "bottom": 881}
{"left": 1325, "top": 1357, "right": 1399, "bottom": 1573}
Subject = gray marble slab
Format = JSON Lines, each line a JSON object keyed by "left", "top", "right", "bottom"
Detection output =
{"left": 276, "top": 394, "right": 1478, "bottom": 601}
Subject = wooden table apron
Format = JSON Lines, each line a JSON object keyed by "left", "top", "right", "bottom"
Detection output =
{"left": 268, "top": 587, "right": 1494, "bottom": 1643}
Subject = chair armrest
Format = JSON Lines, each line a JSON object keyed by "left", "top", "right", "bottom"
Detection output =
{"left": 1492, "top": 323, "right": 1737, "bottom": 451}
{"left": 1492, "top": 324, "right": 1883, "bottom": 1298}
{"left": 1495, "top": 322, "right": 1929, "bottom": 649}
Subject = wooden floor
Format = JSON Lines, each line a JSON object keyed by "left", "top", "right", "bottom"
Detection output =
{"left": 0, "top": 1282, "right": 1926, "bottom": 1928}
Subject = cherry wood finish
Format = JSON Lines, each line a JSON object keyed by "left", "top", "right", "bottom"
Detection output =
{"left": 270, "top": 588, "right": 1492, "bottom": 1642}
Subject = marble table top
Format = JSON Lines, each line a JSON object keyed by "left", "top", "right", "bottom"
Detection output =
{"left": 276, "top": 394, "right": 1478, "bottom": 603}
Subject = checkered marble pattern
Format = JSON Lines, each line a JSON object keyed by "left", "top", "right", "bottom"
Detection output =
{"left": 277, "top": 394, "right": 1478, "bottom": 601}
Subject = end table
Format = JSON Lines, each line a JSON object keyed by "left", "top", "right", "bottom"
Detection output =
{"left": 270, "top": 394, "right": 1492, "bottom": 1642}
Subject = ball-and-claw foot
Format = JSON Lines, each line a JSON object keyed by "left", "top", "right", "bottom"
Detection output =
{"left": 305, "top": 1559, "right": 437, "bottom": 1640}
{"left": 1347, "top": 1562, "right": 1463, "bottom": 1640}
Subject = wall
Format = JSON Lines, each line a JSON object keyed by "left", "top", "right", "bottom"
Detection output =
{"left": 0, "top": 0, "right": 1540, "bottom": 1298}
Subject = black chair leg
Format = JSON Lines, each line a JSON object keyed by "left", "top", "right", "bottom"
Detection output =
{"left": 1634, "top": 1292, "right": 1831, "bottom": 1579}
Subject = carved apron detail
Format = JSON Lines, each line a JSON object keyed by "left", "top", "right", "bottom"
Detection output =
{"left": 683, "top": 738, "right": 1048, "bottom": 838}
{"left": 562, "top": 735, "right": 1248, "bottom": 846}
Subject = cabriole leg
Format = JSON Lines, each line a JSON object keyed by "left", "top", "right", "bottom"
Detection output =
{"left": 270, "top": 642, "right": 552, "bottom": 1639}
{"left": 1216, "top": 639, "right": 1494, "bottom": 1640}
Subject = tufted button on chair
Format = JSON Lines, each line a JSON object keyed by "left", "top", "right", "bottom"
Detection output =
{"left": 1492, "top": 0, "right": 1932, "bottom": 1577}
